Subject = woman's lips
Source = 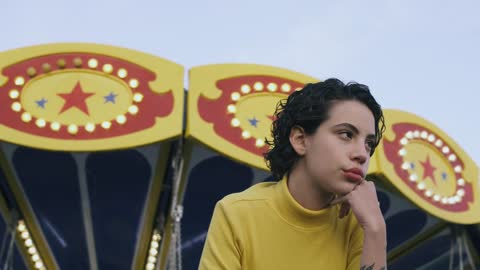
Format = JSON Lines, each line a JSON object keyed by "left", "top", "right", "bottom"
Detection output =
{"left": 343, "top": 171, "right": 363, "bottom": 182}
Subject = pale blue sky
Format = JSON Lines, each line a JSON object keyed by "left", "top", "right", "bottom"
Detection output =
{"left": 2, "top": 0, "right": 479, "bottom": 165}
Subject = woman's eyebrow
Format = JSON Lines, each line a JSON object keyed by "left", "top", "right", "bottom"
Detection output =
{"left": 333, "top": 123, "right": 375, "bottom": 139}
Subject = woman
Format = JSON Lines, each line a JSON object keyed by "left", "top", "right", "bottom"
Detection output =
{"left": 200, "top": 78, "right": 387, "bottom": 270}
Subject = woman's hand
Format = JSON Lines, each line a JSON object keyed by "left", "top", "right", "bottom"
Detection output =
{"left": 330, "top": 179, "right": 385, "bottom": 231}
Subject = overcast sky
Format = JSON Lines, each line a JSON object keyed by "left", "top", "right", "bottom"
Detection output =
{"left": 2, "top": 0, "right": 479, "bottom": 165}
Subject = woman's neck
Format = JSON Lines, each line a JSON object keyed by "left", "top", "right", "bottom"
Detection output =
{"left": 287, "top": 162, "right": 335, "bottom": 211}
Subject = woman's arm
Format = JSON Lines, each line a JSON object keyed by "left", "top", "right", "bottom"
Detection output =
{"left": 360, "top": 222, "right": 387, "bottom": 270}
{"left": 332, "top": 180, "right": 387, "bottom": 270}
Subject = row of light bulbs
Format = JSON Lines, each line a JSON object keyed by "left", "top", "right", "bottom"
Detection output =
{"left": 17, "top": 220, "right": 46, "bottom": 270}
{"left": 145, "top": 230, "right": 162, "bottom": 270}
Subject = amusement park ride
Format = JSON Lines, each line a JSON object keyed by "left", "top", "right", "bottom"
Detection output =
{"left": 0, "top": 43, "right": 479, "bottom": 269}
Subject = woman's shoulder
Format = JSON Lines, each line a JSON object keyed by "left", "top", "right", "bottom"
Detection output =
{"left": 218, "top": 181, "right": 278, "bottom": 209}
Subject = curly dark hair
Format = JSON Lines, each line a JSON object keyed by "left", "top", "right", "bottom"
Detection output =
{"left": 264, "top": 78, "right": 386, "bottom": 181}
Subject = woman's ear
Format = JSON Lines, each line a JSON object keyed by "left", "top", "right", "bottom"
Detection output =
{"left": 289, "top": 126, "right": 307, "bottom": 156}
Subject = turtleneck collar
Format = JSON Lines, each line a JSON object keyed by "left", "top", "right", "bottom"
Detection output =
{"left": 272, "top": 177, "right": 338, "bottom": 230}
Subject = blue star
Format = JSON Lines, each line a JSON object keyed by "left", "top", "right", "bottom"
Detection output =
{"left": 410, "top": 162, "right": 415, "bottom": 169}
{"left": 35, "top": 98, "right": 48, "bottom": 109}
{"left": 441, "top": 172, "right": 447, "bottom": 181}
{"left": 104, "top": 92, "right": 118, "bottom": 104}
{"left": 248, "top": 117, "right": 259, "bottom": 128}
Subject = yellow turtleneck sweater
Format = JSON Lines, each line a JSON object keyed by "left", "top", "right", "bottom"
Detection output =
{"left": 199, "top": 178, "right": 364, "bottom": 269}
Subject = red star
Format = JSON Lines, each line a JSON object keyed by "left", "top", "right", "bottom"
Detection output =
{"left": 420, "top": 155, "right": 437, "bottom": 185}
{"left": 57, "top": 81, "right": 95, "bottom": 115}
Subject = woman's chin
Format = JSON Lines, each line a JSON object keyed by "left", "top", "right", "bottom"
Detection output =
{"left": 334, "top": 182, "right": 357, "bottom": 196}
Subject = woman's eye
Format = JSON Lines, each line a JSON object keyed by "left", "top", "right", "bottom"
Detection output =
{"left": 339, "top": 131, "right": 353, "bottom": 139}
{"left": 366, "top": 140, "right": 375, "bottom": 151}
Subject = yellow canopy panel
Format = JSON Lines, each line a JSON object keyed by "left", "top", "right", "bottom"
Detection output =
{"left": 370, "top": 109, "right": 480, "bottom": 224}
{"left": 186, "top": 63, "right": 318, "bottom": 171}
{"left": 0, "top": 43, "right": 184, "bottom": 151}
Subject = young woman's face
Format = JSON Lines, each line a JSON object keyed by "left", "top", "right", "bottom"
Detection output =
{"left": 302, "top": 100, "right": 376, "bottom": 196}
